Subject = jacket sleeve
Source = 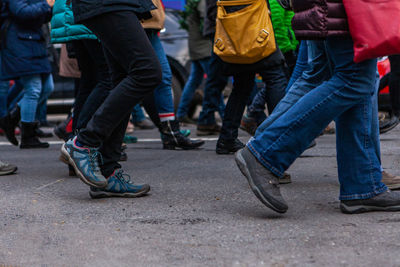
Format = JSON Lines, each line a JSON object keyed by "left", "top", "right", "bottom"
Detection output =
{"left": 270, "top": 0, "right": 291, "bottom": 53}
{"left": 8, "top": 0, "right": 52, "bottom": 22}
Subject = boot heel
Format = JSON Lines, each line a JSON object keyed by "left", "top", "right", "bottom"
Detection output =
{"left": 163, "top": 144, "right": 176, "bottom": 150}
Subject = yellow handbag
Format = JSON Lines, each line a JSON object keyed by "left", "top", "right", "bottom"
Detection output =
{"left": 141, "top": 0, "right": 166, "bottom": 31}
{"left": 214, "top": 0, "right": 276, "bottom": 64}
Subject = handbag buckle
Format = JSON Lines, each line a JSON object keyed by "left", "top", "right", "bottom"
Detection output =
{"left": 215, "top": 38, "right": 225, "bottom": 51}
{"left": 256, "top": 29, "right": 269, "bottom": 43}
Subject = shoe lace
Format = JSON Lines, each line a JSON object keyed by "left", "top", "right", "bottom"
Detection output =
{"left": 89, "top": 150, "right": 103, "bottom": 173}
{"left": 115, "top": 170, "right": 133, "bottom": 184}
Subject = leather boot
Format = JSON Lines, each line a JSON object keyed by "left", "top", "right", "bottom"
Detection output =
{"left": 0, "top": 106, "right": 20, "bottom": 146}
{"left": 160, "top": 120, "right": 204, "bottom": 150}
{"left": 20, "top": 122, "right": 49, "bottom": 149}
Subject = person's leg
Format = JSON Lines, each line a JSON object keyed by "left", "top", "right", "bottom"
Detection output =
{"left": 388, "top": 55, "right": 400, "bottom": 117}
{"left": 18, "top": 75, "right": 49, "bottom": 148}
{"left": 61, "top": 11, "right": 161, "bottom": 189}
{"left": 285, "top": 40, "right": 308, "bottom": 92}
{"left": 19, "top": 75, "right": 42, "bottom": 123}
{"left": 248, "top": 37, "right": 384, "bottom": 201}
{"left": 0, "top": 81, "right": 9, "bottom": 118}
{"left": 75, "top": 40, "right": 112, "bottom": 131}
{"left": 36, "top": 74, "right": 54, "bottom": 125}
{"left": 198, "top": 50, "right": 229, "bottom": 128}
{"left": 77, "top": 11, "right": 162, "bottom": 147}
{"left": 176, "top": 60, "right": 205, "bottom": 119}
{"left": 217, "top": 72, "right": 254, "bottom": 154}
{"left": 254, "top": 40, "right": 332, "bottom": 136}
{"left": 72, "top": 40, "right": 98, "bottom": 131}
{"left": 261, "top": 64, "right": 288, "bottom": 116}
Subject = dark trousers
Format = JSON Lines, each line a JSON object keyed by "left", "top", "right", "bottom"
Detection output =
{"left": 74, "top": 39, "right": 128, "bottom": 177}
{"left": 219, "top": 72, "right": 255, "bottom": 141}
{"left": 247, "top": 64, "right": 288, "bottom": 124}
{"left": 389, "top": 55, "right": 400, "bottom": 117}
{"left": 76, "top": 11, "right": 161, "bottom": 176}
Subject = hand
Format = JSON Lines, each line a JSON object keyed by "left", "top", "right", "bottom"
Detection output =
{"left": 46, "top": 0, "right": 55, "bottom": 7}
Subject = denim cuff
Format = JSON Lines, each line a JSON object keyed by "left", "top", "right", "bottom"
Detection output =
{"left": 247, "top": 141, "right": 284, "bottom": 178}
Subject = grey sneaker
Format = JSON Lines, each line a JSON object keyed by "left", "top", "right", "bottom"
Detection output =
{"left": 61, "top": 136, "right": 107, "bottom": 188}
{"left": 0, "top": 160, "right": 17, "bottom": 176}
{"left": 340, "top": 190, "right": 400, "bottom": 214}
{"left": 279, "top": 172, "right": 292, "bottom": 184}
{"left": 235, "top": 147, "right": 288, "bottom": 213}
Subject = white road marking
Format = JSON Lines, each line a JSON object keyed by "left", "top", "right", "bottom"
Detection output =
{"left": 35, "top": 179, "right": 65, "bottom": 191}
{"left": 0, "top": 137, "right": 219, "bottom": 146}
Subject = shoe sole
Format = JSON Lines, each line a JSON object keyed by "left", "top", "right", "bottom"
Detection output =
{"left": 235, "top": 151, "right": 287, "bottom": 213}
{"left": 340, "top": 203, "right": 400, "bottom": 214}
{"left": 278, "top": 178, "right": 292, "bottom": 184}
{"left": 216, "top": 148, "right": 236, "bottom": 155}
{"left": 89, "top": 187, "right": 150, "bottom": 199}
{"left": 387, "top": 183, "right": 400, "bottom": 190}
{"left": 380, "top": 121, "right": 399, "bottom": 134}
{"left": 61, "top": 144, "right": 107, "bottom": 188}
{"left": 163, "top": 141, "right": 205, "bottom": 150}
{"left": 0, "top": 166, "right": 18, "bottom": 176}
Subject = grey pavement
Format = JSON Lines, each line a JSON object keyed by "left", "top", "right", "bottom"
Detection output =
{"left": 1, "top": 124, "right": 400, "bottom": 266}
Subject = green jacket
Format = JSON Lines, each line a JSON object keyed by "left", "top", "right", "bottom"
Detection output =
{"left": 270, "top": 0, "right": 298, "bottom": 53}
{"left": 50, "top": 0, "right": 97, "bottom": 43}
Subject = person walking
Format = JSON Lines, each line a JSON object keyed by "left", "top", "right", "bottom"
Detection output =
{"left": 61, "top": 0, "right": 162, "bottom": 196}
{"left": 0, "top": 0, "right": 54, "bottom": 149}
{"left": 235, "top": 0, "right": 400, "bottom": 214}
{"left": 176, "top": 0, "right": 225, "bottom": 124}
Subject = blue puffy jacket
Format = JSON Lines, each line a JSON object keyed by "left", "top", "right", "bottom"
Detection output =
{"left": 50, "top": 0, "right": 97, "bottom": 43}
{"left": 0, "top": 0, "right": 52, "bottom": 80}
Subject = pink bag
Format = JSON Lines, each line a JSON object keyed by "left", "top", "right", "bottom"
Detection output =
{"left": 343, "top": 0, "right": 400, "bottom": 63}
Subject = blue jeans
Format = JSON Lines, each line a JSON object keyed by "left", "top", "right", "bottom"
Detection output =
{"left": 19, "top": 74, "right": 53, "bottom": 123}
{"left": 131, "top": 104, "right": 146, "bottom": 123}
{"left": 198, "top": 50, "right": 229, "bottom": 125}
{"left": 285, "top": 41, "right": 308, "bottom": 92}
{"left": 249, "top": 37, "right": 386, "bottom": 200}
{"left": 255, "top": 40, "right": 332, "bottom": 135}
{"left": 0, "top": 81, "right": 8, "bottom": 117}
{"left": 147, "top": 31, "right": 174, "bottom": 117}
{"left": 176, "top": 58, "right": 225, "bottom": 119}
{"left": 36, "top": 74, "right": 54, "bottom": 124}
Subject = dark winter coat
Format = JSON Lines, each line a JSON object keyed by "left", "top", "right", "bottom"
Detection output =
{"left": 0, "top": 0, "right": 52, "bottom": 80}
{"left": 71, "top": 0, "right": 155, "bottom": 23}
{"left": 291, "top": 0, "right": 349, "bottom": 39}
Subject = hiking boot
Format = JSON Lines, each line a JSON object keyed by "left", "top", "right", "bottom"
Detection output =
{"left": 382, "top": 171, "right": 400, "bottom": 190}
{"left": 235, "top": 147, "right": 288, "bottom": 213}
{"left": 134, "top": 118, "right": 155, "bottom": 129}
{"left": 340, "top": 190, "right": 400, "bottom": 214}
{"left": 379, "top": 115, "right": 399, "bottom": 134}
{"left": 61, "top": 136, "right": 107, "bottom": 188}
{"left": 197, "top": 124, "right": 221, "bottom": 136}
{"left": 161, "top": 120, "right": 204, "bottom": 150}
{"left": 240, "top": 115, "right": 258, "bottom": 136}
{"left": 20, "top": 122, "right": 49, "bottom": 149}
{"left": 279, "top": 172, "right": 292, "bottom": 184}
{"left": 54, "top": 116, "right": 73, "bottom": 141}
{"left": 0, "top": 160, "right": 17, "bottom": 176}
{"left": 89, "top": 169, "right": 150, "bottom": 199}
{"left": 59, "top": 153, "right": 77, "bottom": 177}
{"left": 216, "top": 139, "right": 245, "bottom": 154}
{"left": 0, "top": 106, "right": 20, "bottom": 146}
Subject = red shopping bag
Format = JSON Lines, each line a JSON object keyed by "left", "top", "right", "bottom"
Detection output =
{"left": 343, "top": 0, "right": 400, "bottom": 63}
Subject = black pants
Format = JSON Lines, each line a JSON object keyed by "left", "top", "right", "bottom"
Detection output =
{"left": 247, "top": 64, "right": 288, "bottom": 124}
{"left": 74, "top": 39, "right": 127, "bottom": 177}
{"left": 389, "top": 55, "right": 400, "bottom": 117}
{"left": 77, "top": 11, "right": 162, "bottom": 176}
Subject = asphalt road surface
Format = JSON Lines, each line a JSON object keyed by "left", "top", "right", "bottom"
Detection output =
{"left": 1, "top": 124, "right": 400, "bottom": 266}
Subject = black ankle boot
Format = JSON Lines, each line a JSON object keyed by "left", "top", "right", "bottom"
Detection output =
{"left": 216, "top": 138, "right": 245, "bottom": 154}
{"left": 0, "top": 106, "right": 20, "bottom": 146}
{"left": 20, "top": 122, "right": 49, "bottom": 149}
{"left": 160, "top": 120, "right": 204, "bottom": 150}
